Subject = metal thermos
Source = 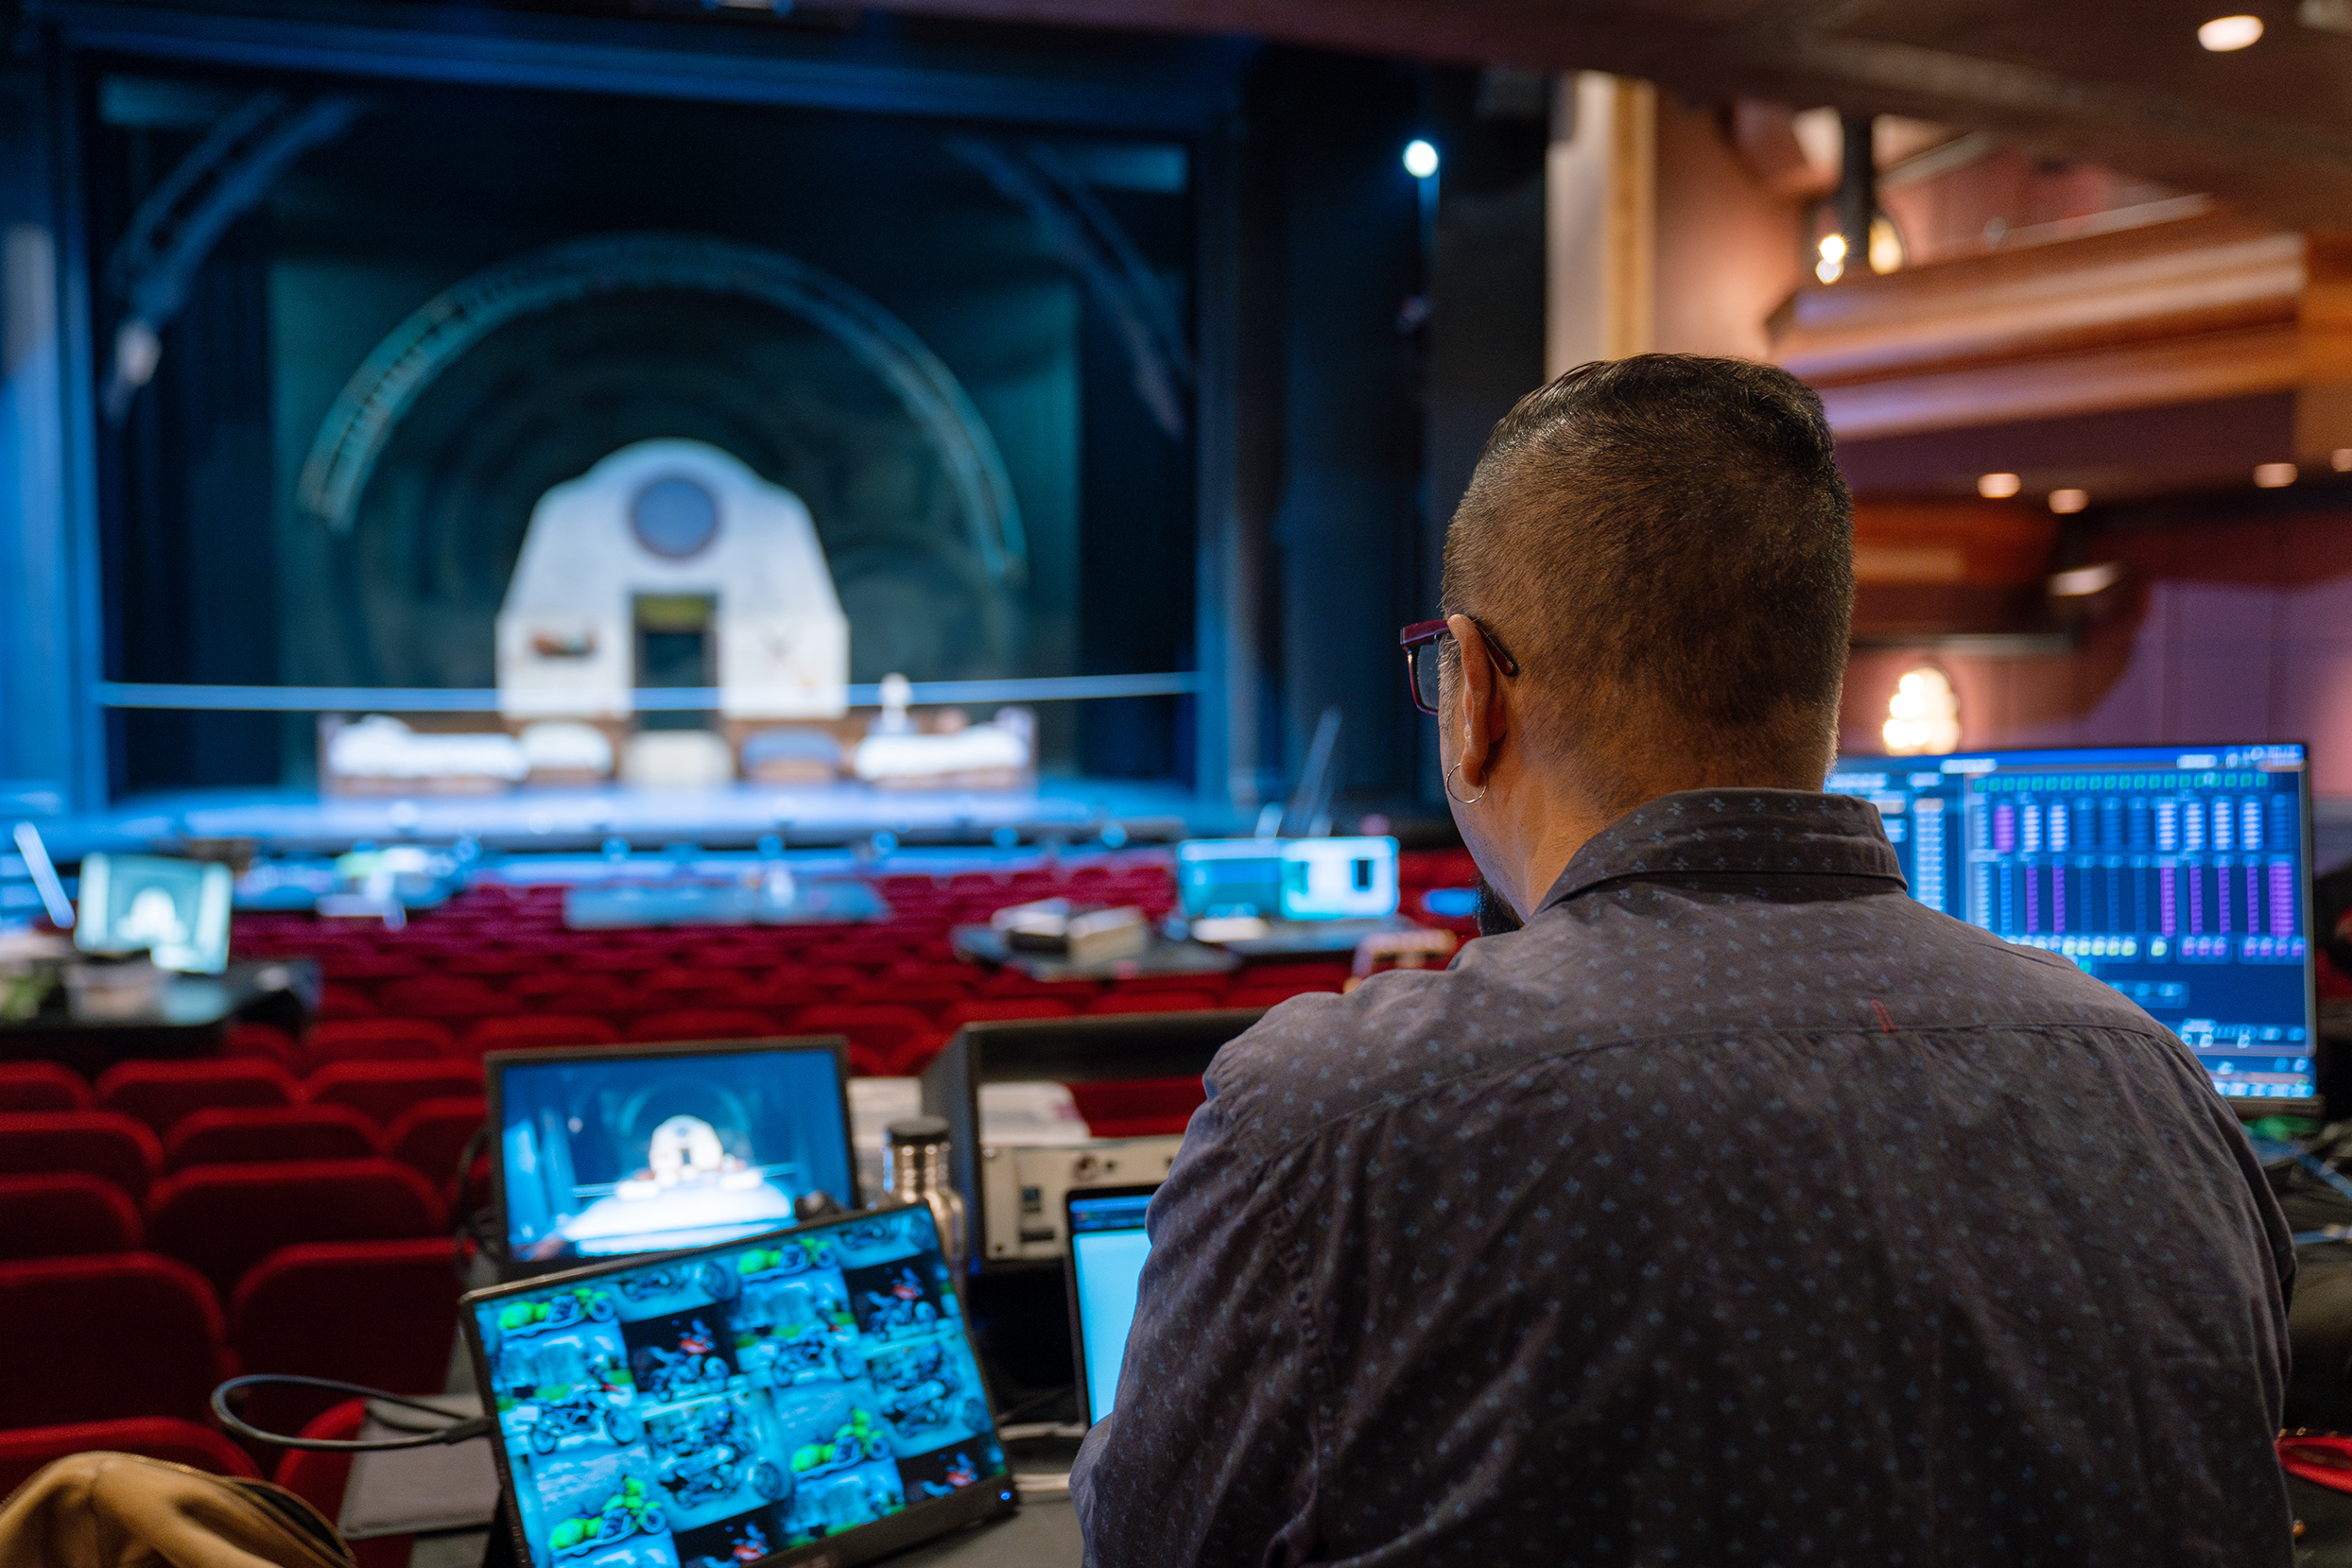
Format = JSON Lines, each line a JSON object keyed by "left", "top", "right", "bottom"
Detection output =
{"left": 884, "top": 1115, "right": 968, "bottom": 1273}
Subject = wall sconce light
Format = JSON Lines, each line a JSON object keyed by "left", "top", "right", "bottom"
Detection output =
{"left": 1882, "top": 665, "right": 1961, "bottom": 755}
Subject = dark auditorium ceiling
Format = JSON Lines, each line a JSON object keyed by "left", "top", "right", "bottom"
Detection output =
{"left": 820, "top": 0, "right": 2352, "bottom": 233}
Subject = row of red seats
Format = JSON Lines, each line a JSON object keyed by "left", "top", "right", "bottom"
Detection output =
{"left": 0, "top": 1404, "right": 413, "bottom": 1568}
{"left": 0, "top": 1154, "right": 442, "bottom": 1297}
{"left": 0, "top": 1060, "right": 483, "bottom": 1186}
{"left": 0, "top": 1241, "right": 457, "bottom": 1435}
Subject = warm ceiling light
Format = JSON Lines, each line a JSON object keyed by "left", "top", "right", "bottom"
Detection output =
{"left": 1883, "top": 666, "right": 1962, "bottom": 756}
{"left": 1977, "top": 472, "right": 2022, "bottom": 499}
{"left": 2255, "top": 461, "right": 2297, "bottom": 488}
{"left": 2049, "top": 488, "right": 2089, "bottom": 513}
{"left": 1818, "top": 233, "right": 1847, "bottom": 264}
{"left": 2198, "top": 13, "right": 2264, "bottom": 48}
{"left": 2334, "top": 449, "right": 2352, "bottom": 472}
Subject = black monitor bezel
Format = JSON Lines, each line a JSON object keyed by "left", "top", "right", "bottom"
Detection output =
{"left": 458, "top": 1198, "right": 1016, "bottom": 1568}
{"left": 1061, "top": 1180, "right": 1161, "bottom": 1429}
{"left": 483, "top": 1034, "right": 858, "bottom": 1275}
{"left": 1832, "top": 741, "right": 2323, "bottom": 1119}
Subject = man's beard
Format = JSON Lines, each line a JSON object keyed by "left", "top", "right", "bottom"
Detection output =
{"left": 1474, "top": 874, "right": 1523, "bottom": 937}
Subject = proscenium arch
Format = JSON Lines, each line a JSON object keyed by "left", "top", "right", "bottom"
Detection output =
{"left": 295, "top": 231, "right": 1027, "bottom": 585}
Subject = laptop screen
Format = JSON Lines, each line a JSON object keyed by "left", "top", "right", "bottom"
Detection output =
{"left": 490, "top": 1041, "right": 856, "bottom": 1263}
{"left": 1829, "top": 742, "right": 2318, "bottom": 1108}
{"left": 1066, "top": 1186, "right": 1156, "bottom": 1424}
{"left": 465, "top": 1203, "right": 1011, "bottom": 1568}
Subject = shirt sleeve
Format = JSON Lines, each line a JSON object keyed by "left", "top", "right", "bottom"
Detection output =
{"left": 1069, "top": 1069, "right": 1323, "bottom": 1567}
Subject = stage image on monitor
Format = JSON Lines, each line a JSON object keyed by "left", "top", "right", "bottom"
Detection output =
{"left": 466, "top": 1203, "right": 1009, "bottom": 1568}
{"left": 1828, "top": 743, "right": 2316, "bottom": 1105}
{"left": 74, "top": 853, "right": 233, "bottom": 974}
{"left": 493, "top": 1042, "right": 857, "bottom": 1262}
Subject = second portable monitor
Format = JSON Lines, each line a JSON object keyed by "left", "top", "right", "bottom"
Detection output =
{"left": 489, "top": 1038, "right": 858, "bottom": 1266}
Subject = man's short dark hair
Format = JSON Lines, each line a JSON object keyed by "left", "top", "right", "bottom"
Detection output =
{"left": 1440, "top": 353, "right": 1854, "bottom": 805}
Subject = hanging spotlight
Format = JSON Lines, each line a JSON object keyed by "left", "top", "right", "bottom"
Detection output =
{"left": 1977, "top": 473, "right": 2022, "bottom": 499}
{"left": 1403, "top": 140, "right": 1440, "bottom": 179}
{"left": 2255, "top": 461, "right": 2298, "bottom": 488}
{"left": 2198, "top": 14, "right": 2264, "bottom": 48}
{"left": 2049, "top": 489, "right": 2089, "bottom": 514}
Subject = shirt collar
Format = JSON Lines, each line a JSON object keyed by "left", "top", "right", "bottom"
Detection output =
{"left": 1534, "top": 788, "right": 1905, "bottom": 914}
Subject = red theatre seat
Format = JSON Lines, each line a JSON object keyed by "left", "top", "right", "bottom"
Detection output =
{"left": 374, "top": 976, "right": 518, "bottom": 1021}
{"left": 1087, "top": 991, "right": 1222, "bottom": 1015}
{"left": 230, "top": 1239, "right": 463, "bottom": 1440}
{"left": 146, "top": 1158, "right": 447, "bottom": 1298}
{"left": 222, "top": 1022, "right": 300, "bottom": 1067}
{"left": 0, "top": 1061, "right": 95, "bottom": 1113}
{"left": 461, "top": 1015, "right": 619, "bottom": 1055}
{"left": 0, "top": 1112, "right": 163, "bottom": 1201}
{"left": 1065, "top": 1077, "right": 1209, "bottom": 1138}
{"left": 273, "top": 1401, "right": 411, "bottom": 1568}
{"left": 0, "top": 1253, "right": 229, "bottom": 1426}
{"left": 0, "top": 1172, "right": 142, "bottom": 1258}
{"left": 0, "top": 1417, "right": 260, "bottom": 1498}
{"left": 312, "top": 983, "right": 381, "bottom": 1021}
{"left": 625, "top": 1008, "right": 779, "bottom": 1044}
{"left": 384, "top": 1097, "right": 488, "bottom": 1186}
{"left": 785, "top": 1005, "right": 936, "bottom": 1077}
{"left": 163, "top": 1105, "right": 383, "bottom": 1172}
{"left": 303, "top": 1060, "right": 482, "bottom": 1129}
{"left": 304, "top": 1018, "right": 457, "bottom": 1063}
{"left": 95, "top": 1059, "right": 299, "bottom": 1136}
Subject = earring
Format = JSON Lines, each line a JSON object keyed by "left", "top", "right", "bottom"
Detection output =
{"left": 1444, "top": 762, "right": 1486, "bottom": 806}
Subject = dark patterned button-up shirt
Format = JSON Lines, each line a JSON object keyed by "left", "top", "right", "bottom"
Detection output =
{"left": 1070, "top": 789, "right": 2293, "bottom": 1567}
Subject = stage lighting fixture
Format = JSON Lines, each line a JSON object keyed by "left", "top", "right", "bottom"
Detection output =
{"left": 2198, "top": 13, "right": 2264, "bottom": 48}
{"left": 1977, "top": 472, "right": 2021, "bottom": 499}
{"left": 2049, "top": 489, "right": 2089, "bottom": 513}
{"left": 1403, "top": 139, "right": 1440, "bottom": 179}
{"left": 2255, "top": 461, "right": 2298, "bottom": 488}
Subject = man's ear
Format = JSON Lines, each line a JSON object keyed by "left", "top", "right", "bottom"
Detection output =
{"left": 1449, "top": 613, "right": 1505, "bottom": 791}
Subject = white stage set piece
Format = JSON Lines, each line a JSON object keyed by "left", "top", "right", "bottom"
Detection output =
{"left": 497, "top": 439, "right": 851, "bottom": 724}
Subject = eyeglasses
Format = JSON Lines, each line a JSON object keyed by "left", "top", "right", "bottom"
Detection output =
{"left": 1398, "top": 616, "right": 1521, "bottom": 715}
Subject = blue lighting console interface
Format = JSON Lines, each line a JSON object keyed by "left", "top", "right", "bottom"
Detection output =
{"left": 1828, "top": 743, "right": 2316, "bottom": 1106}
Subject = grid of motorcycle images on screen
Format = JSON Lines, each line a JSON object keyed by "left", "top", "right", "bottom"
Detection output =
{"left": 475, "top": 1207, "right": 1006, "bottom": 1567}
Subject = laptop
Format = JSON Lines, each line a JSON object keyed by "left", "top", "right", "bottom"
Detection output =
{"left": 1063, "top": 1183, "right": 1159, "bottom": 1426}
{"left": 1829, "top": 741, "right": 2321, "bottom": 1115}
{"left": 462, "top": 1201, "right": 1013, "bottom": 1567}
{"left": 488, "top": 1039, "right": 858, "bottom": 1273}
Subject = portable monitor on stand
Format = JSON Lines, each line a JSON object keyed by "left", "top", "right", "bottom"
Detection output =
{"left": 486, "top": 1038, "right": 858, "bottom": 1276}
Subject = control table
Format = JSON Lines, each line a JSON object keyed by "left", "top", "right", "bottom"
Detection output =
{"left": 0, "top": 956, "right": 317, "bottom": 1075}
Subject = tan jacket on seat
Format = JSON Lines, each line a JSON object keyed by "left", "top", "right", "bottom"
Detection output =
{"left": 0, "top": 1453, "right": 352, "bottom": 1568}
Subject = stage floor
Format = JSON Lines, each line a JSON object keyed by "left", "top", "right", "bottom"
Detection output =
{"left": 33, "top": 776, "right": 1223, "bottom": 858}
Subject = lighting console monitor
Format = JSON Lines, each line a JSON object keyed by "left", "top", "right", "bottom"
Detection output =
{"left": 1828, "top": 743, "right": 2317, "bottom": 1109}
{"left": 462, "top": 1202, "right": 1012, "bottom": 1568}
{"left": 490, "top": 1040, "right": 858, "bottom": 1266}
